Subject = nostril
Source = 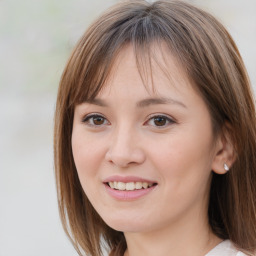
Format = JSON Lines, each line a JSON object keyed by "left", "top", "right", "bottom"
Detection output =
{"left": 105, "top": 148, "right": 146, "bottom": 167}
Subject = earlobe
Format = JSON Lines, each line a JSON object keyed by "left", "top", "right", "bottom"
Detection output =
{"left": 211, "top": 124, "right": 236, "bottom": 175}
{"left": 223, "top": 163, "right": 229, "bottom": 171}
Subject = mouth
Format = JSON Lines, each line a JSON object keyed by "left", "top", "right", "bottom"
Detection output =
{"left": 103, "top": 176, "right": 158, "bottom": 200}
{"left": 105, "top": 181, "right": 157, "bottom": 191}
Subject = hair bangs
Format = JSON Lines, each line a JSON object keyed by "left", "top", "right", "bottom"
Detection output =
{"left": 69, "top": 6, "right": 184, "bottom": 106}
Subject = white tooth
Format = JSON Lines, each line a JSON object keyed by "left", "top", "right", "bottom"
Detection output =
{"left": 142, "top": 182, "right": 149, "bottom": 189}
{"left": 148, "top": 183, "right": 153, "bottom": 187}
{"left": 117, "top": 182, "right": 126, "bottom": 190}
{"left": 114, "top": 181, "right": 118, "bottom": 189}
{"left": 109, "top": 182, "right": 114, "bottom": 189}
{"left": 135, "top": 182, "right": 142, "bottom": 189}
{"left": 126, "top": 182, "right": 135, "bottom": 190}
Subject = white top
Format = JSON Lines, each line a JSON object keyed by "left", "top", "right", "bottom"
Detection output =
{"left": 205, "top": 240, "right": 247, "bottom": 256}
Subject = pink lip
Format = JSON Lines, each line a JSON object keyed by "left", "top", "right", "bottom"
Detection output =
{"left": 104, "top": 183, "right": 157, "bottom": 201}
{"left": 103, "top": 175, "right": 156, "bottom": 183}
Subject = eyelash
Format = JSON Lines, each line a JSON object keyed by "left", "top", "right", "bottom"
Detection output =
{"left": 82, "top": 113, "right": 176, "bottom": 128}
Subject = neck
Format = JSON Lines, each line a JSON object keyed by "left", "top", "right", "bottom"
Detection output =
{"left": 123, "top": 210, "right": 222, "bottom": 256}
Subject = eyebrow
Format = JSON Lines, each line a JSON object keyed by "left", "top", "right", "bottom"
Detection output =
{"left": 84, "top": 97, "right": 187, "bottom": 108}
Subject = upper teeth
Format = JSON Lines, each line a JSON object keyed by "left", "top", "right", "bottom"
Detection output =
{"left": 108, "top": 181, "right": 154, "bottom": 190}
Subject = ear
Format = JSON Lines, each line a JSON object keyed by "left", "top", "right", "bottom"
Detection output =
{"left": 211, "top": 123, "right": 236, "bottom": 174}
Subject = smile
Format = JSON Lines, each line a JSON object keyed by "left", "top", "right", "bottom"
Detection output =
{"left": 107, "top": 181, "right": 154, "bottom": 191}
{"left": 103, "top": 176, "right": 158, "bottom": 200}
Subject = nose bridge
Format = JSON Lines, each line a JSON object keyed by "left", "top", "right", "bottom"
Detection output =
{"left": 105, "top": 121, "right": 145, "bottom": 167}
{"left": 113, "top": 123, "right": 133, "bottom": 148}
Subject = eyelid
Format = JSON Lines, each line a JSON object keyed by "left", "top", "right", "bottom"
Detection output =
{"left": 145, "top": 113, "right": 176, "bottom": 128}
{"left": 82, "top": 113, "right": 110, "bottom": 127}
{"left": 81, "top": 113, "right": 176, "bottom": 128}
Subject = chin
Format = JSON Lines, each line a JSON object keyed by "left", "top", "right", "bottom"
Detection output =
{"left": 102, "top": 213, "right": 153, "bottom": 233}
{"left": 107, "top": 222, "right": 148, "bottom": 233}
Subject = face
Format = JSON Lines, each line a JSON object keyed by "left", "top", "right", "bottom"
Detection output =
{"left": 72, "top": 45, "right": 220, "bottom": 234}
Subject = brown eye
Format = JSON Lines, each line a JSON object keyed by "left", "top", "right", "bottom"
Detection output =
{"left": 92, "top": 116, "right": 105, "bottom": 125}
{"left": 154, "top": 116, "right": 167, "bottom": 126}
{"left": 146, "top": 115, "right": 175, "bottom": 128}
{"left": 82, "top": 114, "right": 108, "bottom": 126}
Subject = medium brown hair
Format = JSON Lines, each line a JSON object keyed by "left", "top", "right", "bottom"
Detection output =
{"left": 54, "top": 1, "right": 256, "bottom": 255}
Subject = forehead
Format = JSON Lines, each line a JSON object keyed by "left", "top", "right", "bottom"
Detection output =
{"left": 98, "top": 43, "right": 192, "bottom": 98}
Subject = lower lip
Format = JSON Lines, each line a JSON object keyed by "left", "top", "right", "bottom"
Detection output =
{"left": 104, "top": 184, "right": 156, "bottom": 200}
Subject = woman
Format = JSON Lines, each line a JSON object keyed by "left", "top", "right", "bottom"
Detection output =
{"left": 54, "top": 1, "right": 256, "bottom": 255}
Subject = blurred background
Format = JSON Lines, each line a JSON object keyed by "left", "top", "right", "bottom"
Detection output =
{"left": 0, "top": 0, "right": 255, "bottom": 255}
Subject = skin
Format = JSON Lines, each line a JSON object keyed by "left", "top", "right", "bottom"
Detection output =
{"left": 72, "top": 44, "right": 232, "bottom": 256}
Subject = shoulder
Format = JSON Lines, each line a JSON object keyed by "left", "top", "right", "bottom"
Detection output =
{"left": 205, "top": 240, "right": 247, "bottom": 256}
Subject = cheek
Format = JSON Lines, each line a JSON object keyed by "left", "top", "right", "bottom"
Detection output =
{"left": 147, "top": 133, "right": 213, "bottom": 222}
{"left": 71, "top": 130, "right": 105, "bottom": 189}
{"left": 149, "top": 125, "right": 214, "bottom": 190}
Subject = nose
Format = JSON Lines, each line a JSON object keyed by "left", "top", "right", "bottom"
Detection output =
{"left": 105, "top": 126, "right": 146, "bottom": 168}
